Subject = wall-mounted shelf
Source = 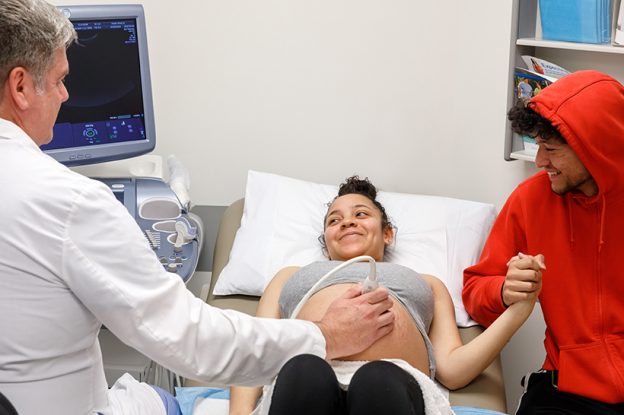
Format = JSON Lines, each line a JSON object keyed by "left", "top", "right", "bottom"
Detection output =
{"left": 505, "top": 0, "right": 624, "bottom": 161}
{"left": 517, "top": 37, "right": 624, "bottom": 54}
{"left": 510, "top": 150, "right": 536, "bottom": 162}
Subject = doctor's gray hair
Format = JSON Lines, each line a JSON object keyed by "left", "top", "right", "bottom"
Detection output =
{"left": 0, "top": 0, "right": 76, "bottom": 93}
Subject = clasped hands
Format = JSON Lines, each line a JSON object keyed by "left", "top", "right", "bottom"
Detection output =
{"left": 503, "top": 252, "right": 545, "bottom": 307}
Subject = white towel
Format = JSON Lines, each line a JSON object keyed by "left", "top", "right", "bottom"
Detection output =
{"left": 253, "top": 359, "right": 454, "bottom": 415}
{"left": 106, "top": 373, "right": 166, "bottom": 415}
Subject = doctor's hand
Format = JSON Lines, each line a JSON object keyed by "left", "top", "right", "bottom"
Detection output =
{"left": 502, "top": 252, "right": 545, "bottom": 307}
{"left": 315, "top": 284, "right": 395, "bottom": 360}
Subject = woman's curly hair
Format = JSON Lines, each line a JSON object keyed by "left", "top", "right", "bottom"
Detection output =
{"left": 319, "top": 176, "right": 394, "bottom": 257}
{"left": 330, "top": 175, "right": 391, "bottom": 231}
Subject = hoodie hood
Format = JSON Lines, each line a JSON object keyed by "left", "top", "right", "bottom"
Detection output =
{"left": 529, "top": 70, "right": 624, "bottom": 199}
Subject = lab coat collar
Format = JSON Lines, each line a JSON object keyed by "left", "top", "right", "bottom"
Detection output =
{"left": 0, "top": 117, "right": 42, "bottom": 152}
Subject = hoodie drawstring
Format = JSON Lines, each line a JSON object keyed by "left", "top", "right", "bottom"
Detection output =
{"left": 567, "top": 202, "right": 575, "bottom": 249}
{"left": 567, "top": 194, "right": 607, "bottom": 252}
{"left": 599, "top": 194, "right": 606, "bottom": 252}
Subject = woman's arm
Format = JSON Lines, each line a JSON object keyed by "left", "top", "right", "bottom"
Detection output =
{"left": 229, "top": 266, "right": 300, "bottom": 415}
{"left": 426, "top": 273, "right": 538, "bottom": 390}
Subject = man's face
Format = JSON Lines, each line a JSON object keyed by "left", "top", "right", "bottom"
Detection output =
{"left": 27, "top": 48, "right": 70, "bottom": 145}
{"left": 534, "top": 136, "right": 598, "bottom": 197}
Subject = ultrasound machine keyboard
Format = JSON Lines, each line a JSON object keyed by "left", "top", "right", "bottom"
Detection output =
{"left": 97, "top": 177, "right": 202, "bottom": 283}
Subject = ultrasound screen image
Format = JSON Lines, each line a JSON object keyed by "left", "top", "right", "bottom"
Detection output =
{"left": 43, "top": 19, "right": 146, "bottom": 151}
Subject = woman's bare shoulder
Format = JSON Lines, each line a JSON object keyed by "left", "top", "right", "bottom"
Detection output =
{"left": 265, "top": 266, "right": 301, "bottom": 290}
{"left": 258, "top": 266, "right": 302, "bottom": 318}
{"left": 275, "top": 266, "right": 300, "bottom": 280}
{"left": 419, "top": 273, "right": 450, "bottom": 294}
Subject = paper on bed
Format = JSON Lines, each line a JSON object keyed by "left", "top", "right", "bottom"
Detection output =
{"left": 175, "top": 387, "right": 229, "bottom": 415}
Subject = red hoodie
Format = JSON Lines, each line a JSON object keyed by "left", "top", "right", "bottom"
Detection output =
{"left": 463, "top": 71, "right": 624, "bottom": 403}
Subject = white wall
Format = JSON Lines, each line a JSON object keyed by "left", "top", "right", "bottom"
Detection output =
{"left": 54, "top": 0, "right": 545, "bottom": 410}
{"left": 58, "top": 0, "right": 537, "bottom": 208}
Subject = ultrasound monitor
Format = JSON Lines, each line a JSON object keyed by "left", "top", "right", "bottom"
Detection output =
{"left": 42, "top": 4, "right": 155, "bottom": 166}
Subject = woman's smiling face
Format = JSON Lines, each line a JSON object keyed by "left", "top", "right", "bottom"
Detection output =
{"left": 323, "top": 193, "right": 393, "bottom": 261}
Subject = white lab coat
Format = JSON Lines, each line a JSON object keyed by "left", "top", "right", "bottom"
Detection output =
{"left": 0, "top": 119, "right": 325, "bottom": 414}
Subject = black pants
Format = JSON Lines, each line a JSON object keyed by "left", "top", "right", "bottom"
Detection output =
{"left": 268, "top": 354, "right": 425, "bottom": 415}
{"left": 0, "top": 392, "right": 17, "bottom": 415}
{"left": 516, "top": 371, "right": 624, "bottom": 415}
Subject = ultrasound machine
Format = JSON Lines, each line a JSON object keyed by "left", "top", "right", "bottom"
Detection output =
{"left": 45, "top": 4, "right": 201, "bottom": 284}
{"left": 47, "top": 4, "right": 201, "bottom": 386}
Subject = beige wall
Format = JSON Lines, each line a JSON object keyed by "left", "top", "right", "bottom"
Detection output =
{"left": 54, "top": 0, "right": 545, "bottom": 410}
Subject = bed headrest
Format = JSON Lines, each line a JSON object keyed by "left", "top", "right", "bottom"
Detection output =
{"left": 213, "top": 170, "right": 496, "bottom": 327}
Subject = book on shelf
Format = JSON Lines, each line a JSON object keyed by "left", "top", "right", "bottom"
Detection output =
{"left": 514, "top": 68, "right": 552, "bottom": 99}
{"left": 520, "top": 56, "right": 570, "bottom": 82}
{"left": 513, "top": 57, "right": 571, "bottom": 155}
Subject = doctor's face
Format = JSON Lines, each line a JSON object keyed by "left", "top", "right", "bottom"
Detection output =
{"left": 27, "top": 48, "right": 70, "bottom": 146}
{"left": 323, "top": 193, "right": 393, "bottom": 262}
{"left": 534, "top": 136, "right": 597, "bottom": 197}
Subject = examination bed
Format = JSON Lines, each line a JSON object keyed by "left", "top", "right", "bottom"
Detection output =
{"left": 202, "top": 197, "right": 508, "bottom": 413}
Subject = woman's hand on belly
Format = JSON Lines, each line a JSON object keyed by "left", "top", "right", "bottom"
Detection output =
{"left": 297, "top": 284, "right": 431, "bottom": 375}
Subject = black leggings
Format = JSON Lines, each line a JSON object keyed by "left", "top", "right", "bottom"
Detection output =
{"left": 0, "top": 392, "right": 17, "bottom": 415}
{"left": 268, "top": 354, "right": 425, "bottom": 415}
{"left": 516, "top": 371, "right": 624, "bottom": 415}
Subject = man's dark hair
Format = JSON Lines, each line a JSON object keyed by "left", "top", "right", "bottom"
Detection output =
{"left": 508, "top": 99, "right": 565, "bottom": 143}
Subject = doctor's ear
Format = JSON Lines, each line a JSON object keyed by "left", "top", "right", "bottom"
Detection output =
{"left": 6, "top": 67, "right": 33, "bottom": 111}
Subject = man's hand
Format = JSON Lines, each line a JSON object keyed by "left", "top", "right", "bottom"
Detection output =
{"left": 502, "top": 252, "right": 545, "bottom": 307}
{"left": 315, "top": 284, "right": 395, "bottom": 360}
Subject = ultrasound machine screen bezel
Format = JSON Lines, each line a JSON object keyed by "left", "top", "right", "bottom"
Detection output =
{"left": 46, "top": 4, "right": 155, "bottom": 166}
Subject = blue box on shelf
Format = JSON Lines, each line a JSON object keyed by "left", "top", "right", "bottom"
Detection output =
{"left": 539, "top": 0, "right": 612, "bottom": 44}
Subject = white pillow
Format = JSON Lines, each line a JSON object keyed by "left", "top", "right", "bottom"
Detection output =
{"left": 213, "top": 170, "right": 496, "bottom": 327}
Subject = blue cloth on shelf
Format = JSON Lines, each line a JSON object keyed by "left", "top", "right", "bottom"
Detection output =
{"left": 174, "top": 387, "right": 230, "bottom": 415}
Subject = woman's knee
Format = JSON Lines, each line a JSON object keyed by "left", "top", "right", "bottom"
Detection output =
{"left": 348, "top": 361, "right": 425, "bottom": 414}
{"left": 278, "top": 354, "right": 332, "bottom": 380}
{"left": 351, "top": 360, "right": 410, "bottom": 388}
{"left": 273, "top": 354, "right": 338, "bottom": 394}
{"left": 270, "top": 355, "right": 342, "bottom": 414}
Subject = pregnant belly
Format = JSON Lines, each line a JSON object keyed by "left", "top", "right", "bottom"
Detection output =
{"left": 295, "top": 283, "right": 431, "bottom": 376}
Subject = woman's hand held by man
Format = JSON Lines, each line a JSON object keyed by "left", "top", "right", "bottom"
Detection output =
{"left": 502, "top": 252, "right": 545, "bottom": 308}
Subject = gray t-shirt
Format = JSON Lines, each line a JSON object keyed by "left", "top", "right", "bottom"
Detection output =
{"left": 279, "top": 261, "right": 436, "bottom": 377}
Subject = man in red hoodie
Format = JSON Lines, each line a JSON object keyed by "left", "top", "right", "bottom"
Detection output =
{"left": 463, "top": 70, "right": 624, "bottom": 414}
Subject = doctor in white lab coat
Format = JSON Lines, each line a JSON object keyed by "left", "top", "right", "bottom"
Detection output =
{"left": 0, "top": 1, "right": 395, "bottom": 414}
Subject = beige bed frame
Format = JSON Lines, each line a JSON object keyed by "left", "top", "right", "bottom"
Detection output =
{"left": 205, "top": 199, "right": 507, "bottom": 413}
